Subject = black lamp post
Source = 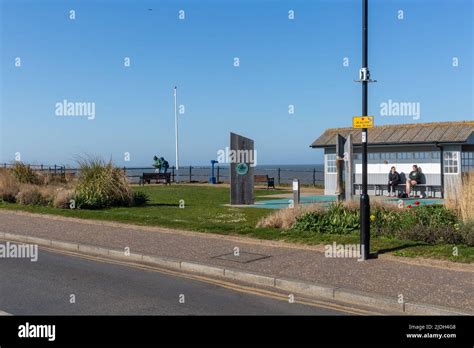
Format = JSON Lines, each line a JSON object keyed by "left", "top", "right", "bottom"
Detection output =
{"left": 358, "top": 0, "right": 375, "bottom": 260}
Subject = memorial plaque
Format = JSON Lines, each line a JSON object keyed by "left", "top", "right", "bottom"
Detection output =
{"left": 230, "top": 132, "right": 255, "bottom": 205}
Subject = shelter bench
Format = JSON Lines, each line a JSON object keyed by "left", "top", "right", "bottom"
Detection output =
{"left": 254, "top": 175, "right": 275, "bottom": 189}
{"left": 354, "top": 183, "right": 442, "bottom": 198}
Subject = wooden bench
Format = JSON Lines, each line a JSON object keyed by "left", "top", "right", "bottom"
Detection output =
{"left": 141, "top": 172, "right": 171, "bottom": 185}
{"left": 354, "top": 183, "right": 442, "bottom": 198}
{"left": 254, "top": 175, "right": 275, "bottom": 189}
{"left": 354, "top": 183, "right": 379, "bottom": 195}
{"left": 393, "top": 184, "right": 442, "bottom": 198}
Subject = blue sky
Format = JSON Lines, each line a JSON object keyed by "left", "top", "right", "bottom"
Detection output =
{"left": 1, "top": 0, "right": 472, "bottom": 166}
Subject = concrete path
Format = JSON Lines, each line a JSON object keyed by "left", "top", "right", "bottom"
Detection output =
{"left": 0, "top": 210, "right": 472, "bottom": 312}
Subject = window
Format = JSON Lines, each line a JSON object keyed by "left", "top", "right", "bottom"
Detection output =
{"left": 413, "top": 152, "right": 431, "bottom": 160}
{"left": 432, "top": 151, "right": 440, "bottom": 160}
{"left": 397, "top": 152, "right": 407, "bottom": 160}
{"left": 389, "top": 153, "right": 397, "bottom": 160}
{"left": 326, "top": 154, "right": 336, "bottom": 173}
{"left": 368, "top": 153, "right": 380, "bottom": 160}
{"left": 443, "top": 151, "right": 459, "bottom": 174}
{"left": 461, "top": 152, "right": 474, "bottom": 173}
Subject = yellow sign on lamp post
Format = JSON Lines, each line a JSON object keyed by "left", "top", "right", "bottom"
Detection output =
{"left": 353, "top": 116, "right": 374, "bottom": 129}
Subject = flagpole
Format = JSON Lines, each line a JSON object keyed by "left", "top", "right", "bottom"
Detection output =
{"left": 174, "top": 86, "right": 179, "bottom": 181}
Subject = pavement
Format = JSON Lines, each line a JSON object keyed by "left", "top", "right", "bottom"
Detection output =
{"left": 0, "top": 210, "right": 472, "bottom": 314}
{"left": 0, "top": 245, "right": 350, "bottom": 315}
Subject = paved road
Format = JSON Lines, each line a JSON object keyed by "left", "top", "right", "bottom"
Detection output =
{"left": 0, "top": 246, "right": 351, "bottom": 315}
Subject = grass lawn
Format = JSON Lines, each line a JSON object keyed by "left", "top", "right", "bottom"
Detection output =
{"left": 0, "top": 184, "right": 472, "bottom": 263}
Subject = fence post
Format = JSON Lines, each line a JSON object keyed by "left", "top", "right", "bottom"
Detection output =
{"left": 189, "top": 166, "right": 192, "bottom": 183}
{"left": 216, "top": 165, "right": 220, "bottom": 183}
{"left": 313, "top": 168, "right": 316, "bottom": 187}
{"left": 123, "top": 166, "right": 126, "bottom": 176}
{"left": 54, "top": 165, "right": 57, "bottom": 175}
{"left": 277, "top": 168, "right": 281, "bottom": 186}
{"left": 171, "top": 166, "right": 175, "bottom": 183}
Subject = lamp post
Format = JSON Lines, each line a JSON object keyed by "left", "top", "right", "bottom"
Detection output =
{"left": 358, "top": 0, "right": 375, "bottom": 260}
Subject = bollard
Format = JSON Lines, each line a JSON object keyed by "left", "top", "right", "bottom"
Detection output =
{"left": 293, "top": 179, "right": 300, "bottom": 206}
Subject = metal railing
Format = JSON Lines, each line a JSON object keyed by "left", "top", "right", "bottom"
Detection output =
{"left": 1, "top": 163, "right": 324, "bottom": 186}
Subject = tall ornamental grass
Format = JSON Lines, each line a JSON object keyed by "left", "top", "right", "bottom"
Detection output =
{"left": 446, "top": 171, "right": 474, "bottom": 223}
{"left": 75, "top": 158, "right": 132, "bottom": 209}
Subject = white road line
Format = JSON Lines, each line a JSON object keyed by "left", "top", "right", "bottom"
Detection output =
{"left": 0, "top": 310, "right": 12, "bottom": 315}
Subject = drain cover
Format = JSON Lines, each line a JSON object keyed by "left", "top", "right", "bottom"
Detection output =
{"left": 212, "top": 251, "right": 270, "bottom": 263}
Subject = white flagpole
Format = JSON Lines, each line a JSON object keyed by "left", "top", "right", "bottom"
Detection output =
{"left": 174, "top": 86, "right": 179, "bottom": 180}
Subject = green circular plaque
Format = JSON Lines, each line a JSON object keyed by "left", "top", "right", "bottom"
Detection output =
{"left": 236, "top": 163, "right": 249, "bottom": 176}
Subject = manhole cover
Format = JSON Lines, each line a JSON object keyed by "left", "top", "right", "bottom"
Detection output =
{"left": 212, "top": 251, "right": 270, "bottom": 263}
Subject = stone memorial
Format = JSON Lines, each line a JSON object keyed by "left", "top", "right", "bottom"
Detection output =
{"left": 230, "top": 132, "right": 255, "bottom": 205}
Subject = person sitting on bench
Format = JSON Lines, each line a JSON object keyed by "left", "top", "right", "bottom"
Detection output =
{"left": 406, "top": 164, "right": 422, "bottom": 197}
{"left": 387, "top": 166, "right": 400, "bottom": 197}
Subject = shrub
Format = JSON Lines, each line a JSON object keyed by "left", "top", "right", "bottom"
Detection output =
{"left": 75, "top": 158, "right": 132, "bottom": 209}
{"left": 16, "top": 186, "right": 44, "bottom": 205}
{"left": 290, "top": 202, "right": 470, "bottom": 245}
{"left": 371, "top": 205, "right": 468, "bottom": 245}
{"left": 11, "top": 163, "right": 40, "bottom": 184}
{"left": 36, "top": 172, "right": 67, "bottom": 185}
{"left": 132, "top": 191, "right": 150, "bottom": 206}
{"left": 372, "top": 205, "right": 457, "bottom": 237}
{"left": 412, "top": 205, "right": 458, "bottom": 228}
{"left": 459, "top": 220, "right": 474, "bottom": 246}
{"left": 293, "top": 203, "right": 359, "bottom": 234}
{"left": 37, "top": 186, "right": 57, "bottom": 205}
{"left": 395, "top": 225, "right": 465, "bottom": 245}
{"left": 0, "top": 168, "right": 19, "bottom": 202}
{"left": 53, "top": 189, "right": 75, "bottom": 209}
{"left": 65, "top": 171, "right": 77, "bottom": 183}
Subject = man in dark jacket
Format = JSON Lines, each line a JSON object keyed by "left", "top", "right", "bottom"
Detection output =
{"left": 387, "top": 166, "right": 400, "bottom": 197}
